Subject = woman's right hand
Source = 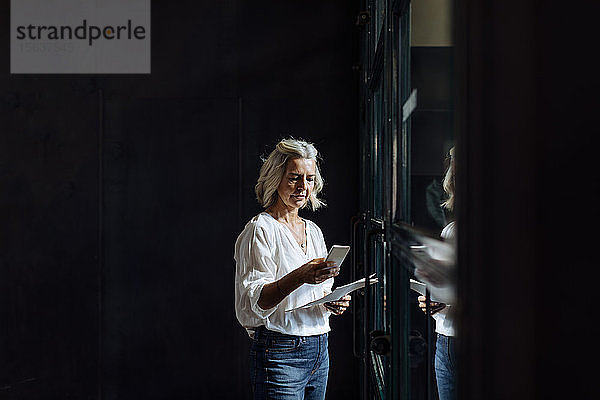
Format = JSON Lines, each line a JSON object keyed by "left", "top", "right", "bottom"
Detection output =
{"left": 257, "top": 258, "right": 339, "bottom": 310}
{"left": 298, "top": 258, "right": 339, "bottom": 284}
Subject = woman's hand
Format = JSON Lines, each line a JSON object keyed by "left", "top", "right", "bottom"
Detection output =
{"left": 298, "top": 258, "right": 339, "bottom": 284}
{"left": 325, "top": 295, "right": 351, "bottom": 315}
{"left": 417, "top": 295, "right": 446, "bottom": 315}
{"left": 257, "top": 258, "right": 338, "bottom": 310}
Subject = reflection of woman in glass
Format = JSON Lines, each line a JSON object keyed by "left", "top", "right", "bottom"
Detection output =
{"left": 418, "top": 146, "right": 456, "bottom": 400}
{"left": 234, "top": 138, "right": 350, "bottom": 400}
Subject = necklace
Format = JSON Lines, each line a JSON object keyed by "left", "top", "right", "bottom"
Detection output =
{"left": 266, "top": 208, "right": 307, "bottom": 252}
{"left": 281, "top": 219, "right": 307, "bottom": 251}
{"left": 288, "top": 219, "right": 307, "bottom": 251}
{"left": 299, "top": 222, "right": 307, "bottom": 250}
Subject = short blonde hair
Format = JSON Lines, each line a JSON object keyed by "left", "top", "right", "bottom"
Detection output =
{"left": 441, "top": 147, "right": 455, "bottom": 211}
{"left": 255, "top": 138, "right": 325, "bottom": 211}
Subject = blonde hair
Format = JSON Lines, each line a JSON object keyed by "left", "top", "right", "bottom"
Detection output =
{"left": 255, "top": 138, "right": 325, "bottom": 211}
{"left": 441, "top": 146, "right": 455, "bottom": 211}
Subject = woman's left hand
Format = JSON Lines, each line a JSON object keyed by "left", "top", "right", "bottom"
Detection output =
{"left": 324, "top": 295, "right": 351, "bottom": 315}
{"left": 417, "top": 295, "right": 446, "bottom": 315}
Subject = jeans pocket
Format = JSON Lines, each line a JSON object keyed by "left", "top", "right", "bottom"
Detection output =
{"left": 266, "top": 337, "right": 301, "bottom": 354}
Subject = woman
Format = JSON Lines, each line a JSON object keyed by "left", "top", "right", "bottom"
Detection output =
{"left": 417, "top": 146, "right": 457, "bottom": 400}
{"left": 234, "top": 138, "right": 350, "bottom": 400}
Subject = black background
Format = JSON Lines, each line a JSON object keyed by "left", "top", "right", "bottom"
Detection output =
{"left": 5, "top": 1, "right": 600, "bottom": 399}
{"left": 0, "top": 1, "right": 361, "bottom": 398}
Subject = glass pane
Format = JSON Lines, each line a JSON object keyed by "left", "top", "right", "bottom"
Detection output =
{"left": 409, "top": 1, "right": 455, "bottom": 234}
{"left": 372, "top": 84, "right": 384, "bottom": 217}
{"left": 406, "top": 2, "right": 456, "bottom": 400}
{"left": 395, "top": 5, "right": 411, "bottom": 223}
{"left": 375, "top": 0, "right": 386, "bottom": 43}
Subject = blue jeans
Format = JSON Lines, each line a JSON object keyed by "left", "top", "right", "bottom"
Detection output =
{"left": 250, "top": 327, "right": 329, "bottom": 400}
{"left": 435, "top": 334, "right": 456, "bottom": 400}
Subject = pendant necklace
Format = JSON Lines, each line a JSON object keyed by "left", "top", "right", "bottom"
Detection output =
{"left": 294, "top": 220, "right": 307, "bottom": 252}
{"left": 297, "top": 220, "right": 307, "bottom": 251}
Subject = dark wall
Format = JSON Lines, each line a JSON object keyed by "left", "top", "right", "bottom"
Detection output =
{"left": 456, "top": 0, "right": 600, "bottom": 399}
{"left": 0, "top": 1, "right": 360, "bottom": 399}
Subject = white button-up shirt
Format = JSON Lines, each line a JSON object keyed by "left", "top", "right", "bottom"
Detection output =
{"left": 433, "top": 221, "right": 456, "bottom": 336}
{"left": 234, "top": 212, "right": 333, "bottom": 337}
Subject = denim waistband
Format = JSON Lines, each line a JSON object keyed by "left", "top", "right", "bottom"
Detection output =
{"left": 254, "top": 326, "right": 327, "bottom": 340}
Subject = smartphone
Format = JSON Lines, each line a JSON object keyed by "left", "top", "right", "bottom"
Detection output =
{"left": 324, "top": 245, "right": 350, "bottom": 269}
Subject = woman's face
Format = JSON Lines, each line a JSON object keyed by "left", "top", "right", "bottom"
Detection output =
{"left": 276, "top": 158, "right": 316, "bottom": 211}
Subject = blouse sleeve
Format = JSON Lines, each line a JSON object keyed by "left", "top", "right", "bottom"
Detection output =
{"left": 236, "top": 224, "right": 279, "bottom": 320}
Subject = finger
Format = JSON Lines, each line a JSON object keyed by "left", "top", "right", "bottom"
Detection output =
{"left": 317, "top": 272, "right": 336, "bottom": 283}
{"left": 315, "top": 262, "right": 336, "bottom": 271}
{"left": 418, "top": 296, "right": 426, "bottom": 302}
{"left": 324, "top": 304, "right": 339, "bottom": 314}
{"left": 318, "top": 267, "right": 339, "bottom": 278}
{"left": 334, "top": 301, "right": 350, "bottom": 307}
{"left": 325, "top": 302, "right": 344, "bottom": 313}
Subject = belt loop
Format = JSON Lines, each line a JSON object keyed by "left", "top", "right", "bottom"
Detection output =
{"left": 255, "top": 325, "right": 264, "bottom": 340}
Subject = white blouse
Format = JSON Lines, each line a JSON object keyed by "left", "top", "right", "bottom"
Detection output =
{"left": 433, "top": 221, "right": 456, "bottom": 337}
{"left": 234, "top": 212, "right": 333, "bottom": 337}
